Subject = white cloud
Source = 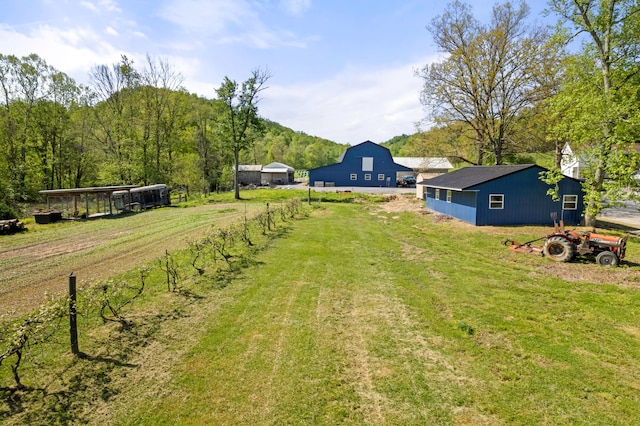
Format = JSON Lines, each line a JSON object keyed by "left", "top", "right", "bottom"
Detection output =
{"left": 106, "top": 26, "right": 118, "bottom": 36}
{"left": 280, "top": 0, "right": 311, "bottom": 15}
{"left": 157, "top": 0, "right": 307, "bottom": 49}
{"left": 80, "top": 1, "right": 99, "bottom": 12}
{"left": 80, "top": 0, "right": 122, "bottom": 13}
{"left": 0, "top": 24, "right": 127, "bottom": 84}
{"left": 98, "top": 0, "right": 121, "bottom": 13}
{"left": 158, "top": 0, "right": 255, "bottom": 34}
{"left": 259, "top": 59, "right": 435, "bottom": 144}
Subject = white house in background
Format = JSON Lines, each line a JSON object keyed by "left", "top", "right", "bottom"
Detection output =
{"left": 561, "top": 142, "right": 640, "bottom": 179}
{"left": 560, "top": 143, "right": 588, "bottom": 179}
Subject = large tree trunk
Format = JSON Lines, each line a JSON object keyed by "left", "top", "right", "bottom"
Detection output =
{"left": 584, "top": 159, "right": 606, "bottom": 227}
{"left": 554, "top": 139, "right": 563, "bottom": 170}
{"left": 476, "top": 132, "right": 485, "bottom": 165}
{"left": 234, "top": 148, "right": 240, "bottom": 200}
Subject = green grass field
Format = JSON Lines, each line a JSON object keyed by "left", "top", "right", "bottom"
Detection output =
{"left": 1, "top": 192, "right": 639, "bottom": 425}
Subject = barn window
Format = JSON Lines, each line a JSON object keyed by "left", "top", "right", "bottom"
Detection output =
{"left": 435, "top": 189, "right": 440, "bottom": 200}
{"left": 378, "top": 174, "right": 385, "bottom": 181}
{"left": 364, "top": 174, "right": 372, "bottom": 180}
{"left": 563, "top": 194, "right": 578, "bottom": 210}
{"left": 446, "top": 190, "right": 452, "bottom": 203}
{"left": 350, "top": 173, "right": 357, "bottom": 181}
{"left": 489, "top": 194, "right": 504, "bottom": 209}
{"left": 362, "top": 157, "right": 373, "bottom": 171}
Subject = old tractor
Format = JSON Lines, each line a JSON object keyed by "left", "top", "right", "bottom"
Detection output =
{"left": 502, "top": 221, "right": 628, "bottom": 267}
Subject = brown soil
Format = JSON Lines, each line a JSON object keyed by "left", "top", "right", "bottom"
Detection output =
{"left": 375, "top": 194, "right": 426, "bottom": 214}
{"left": 0, "top": 204, "right": 254, "bottom": 318}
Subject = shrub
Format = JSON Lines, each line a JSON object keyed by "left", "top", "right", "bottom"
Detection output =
{"left": 0, "top": 204, "right": 17, "bottom": 220}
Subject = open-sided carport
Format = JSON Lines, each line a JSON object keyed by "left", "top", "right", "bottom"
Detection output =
{"left": 38, "top": 185, "right": 138, "bottom": 221}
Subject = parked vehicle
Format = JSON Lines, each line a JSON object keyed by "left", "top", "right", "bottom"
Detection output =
{"left": 400, "top": 175, "right": 416, "bottom": 187}
{"left": 112, "top": 184, "right": 170, "bottom": 211}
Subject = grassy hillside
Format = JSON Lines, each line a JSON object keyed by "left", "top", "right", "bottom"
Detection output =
{"left": 1, "top": 193, "right": 639, "bottom": 425}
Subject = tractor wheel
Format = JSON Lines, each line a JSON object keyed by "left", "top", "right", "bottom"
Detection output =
{"left": 543, "top": 236, "right": 576, "bottom": 262}
{"left": 596, "top": 251, "right": 619, "bottom": 267}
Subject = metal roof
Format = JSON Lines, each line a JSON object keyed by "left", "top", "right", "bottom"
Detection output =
{"left": 418, "top": 164, "right": 537, "bottom": 190}
{"left": 393, "top": 157, "right": 453, "bottom": 170}
{"left": 237, "top": 165, "right": 263, "bottom": 172}
{"left": 39, "top": 185, "right": 139, "bottom": 196}
{"left": 263, "top": 162, "right": 294, "bottom": 171}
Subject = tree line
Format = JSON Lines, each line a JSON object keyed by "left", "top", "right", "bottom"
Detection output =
{"left": 0, "top": 53, "right": 347, "bottom": 208}
{"left": 3, "top": 0, "right": 638, "bottom": 226}
{"left": 415, "top": 0, "right": 640, "bottom": 226}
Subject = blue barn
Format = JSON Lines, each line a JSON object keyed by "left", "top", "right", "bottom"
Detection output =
{"left": 420, "top": 164, "right": 584, "bottom": 226}
{"left": 309, "top": 141, "right": 412, "bottom": 187}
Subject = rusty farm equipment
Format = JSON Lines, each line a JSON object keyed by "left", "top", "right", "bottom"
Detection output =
{"left": 502, "top": 221, "right": 628, "bottom": 267}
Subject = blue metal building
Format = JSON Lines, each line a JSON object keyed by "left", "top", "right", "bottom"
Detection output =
{"left": 308, "top": 140, "right": 412, "bottom": 187}
{"left": 419, "top": 164, "right": 584, "bottom": 226}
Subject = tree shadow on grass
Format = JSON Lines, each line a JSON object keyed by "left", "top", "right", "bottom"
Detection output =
{"left": 596, "top": 219, "right": 640, "bottom": 235}
{"left": 0, "top": 349, "right": 139, "bottom": 425}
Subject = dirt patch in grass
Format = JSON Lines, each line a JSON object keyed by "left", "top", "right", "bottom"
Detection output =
{"left": 534, "top": 261, "right": 640, "bottom": 287}
{"left": 375, "top": 195, "right": 425, "bottom": 214}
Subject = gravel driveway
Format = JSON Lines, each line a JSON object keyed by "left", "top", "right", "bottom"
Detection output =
{"left": 599, "top": 200, "right": 640, "bottom": 230}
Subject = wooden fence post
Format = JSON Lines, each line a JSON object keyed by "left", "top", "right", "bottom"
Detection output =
{"left": 266, "top": 203, "right": 271, "bottom": 231}
{"left": 69, "top": 273, "right": 79, "bottom": 355}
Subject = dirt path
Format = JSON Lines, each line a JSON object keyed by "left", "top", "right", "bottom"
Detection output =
{"left": 0, "top": 203, "right": 259, "bottom": 318}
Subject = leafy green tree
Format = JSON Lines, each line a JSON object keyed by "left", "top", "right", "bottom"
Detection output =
{"left": 31, "top": 70, "right": 82, "bottom": 190}
{"left": 410, "top": 123, "right": 478, "bottom": 164}
{"left": 137, "top": 55, "right": 186, "bottom": 185}
{"left": 418, "top": 0, "right": 561, "bottom": 165}
{"left": 66, "top": 85, "right": 100, "bottom": 188}
{"left": 0, "top": 50, "right": 350, "bottom": 204}
{"left": 89, "top": 55, "right": 141, "bottom": 184}
{"left": 283, "top": 137, "right": 307, "bottom": 169}
{"left": 214, "top": 68, "right": 271, "bottom": 199}
{"left": 547, "top": 0, "right": 640, "bottom": 226}
{"left": 0, "top": 54, "right": 55, "bottom": 201}
{"left": 182, "top": 95, "right": 221, "bottom": 192}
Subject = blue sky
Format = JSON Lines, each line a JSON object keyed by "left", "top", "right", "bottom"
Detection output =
{"left": 0, "top": 0, "right": 550, "bottom": 145}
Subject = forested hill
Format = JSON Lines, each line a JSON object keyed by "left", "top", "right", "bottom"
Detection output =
{"left": 379, "top": 134, "right": 415, "bottom": 156}
{"left": 0, "top": 53, "right": 355, "bottom": 205}
{"left": 253, "top": 120, "right": 349, "bottom": 171}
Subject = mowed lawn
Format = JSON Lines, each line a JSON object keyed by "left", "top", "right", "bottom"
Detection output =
{"left": 104, "top": 199, "right": 640, "bottom": 425}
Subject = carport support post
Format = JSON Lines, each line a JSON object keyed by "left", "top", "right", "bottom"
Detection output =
{"left": 69, "top": 273, "right": 79, "bottom": 355}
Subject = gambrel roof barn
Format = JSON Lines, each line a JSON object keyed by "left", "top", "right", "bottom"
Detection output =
{"left": 309, "top": 141, "right": 412, "bottom": 187}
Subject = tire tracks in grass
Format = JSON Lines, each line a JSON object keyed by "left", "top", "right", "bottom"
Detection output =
{"left": 317, "top": 277, "right": 466, "bottom": 424}
{"left": 318, "top": 204, "right": 501, "bottom": 424}
{"left": 260, "top": 279, "right": 300, "bottom": 420}
{"left": 81, "top": 202, "right": 475, "bottom": 424}
{"left": 306, "top": 205, "right": 467, "bottom": 423}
